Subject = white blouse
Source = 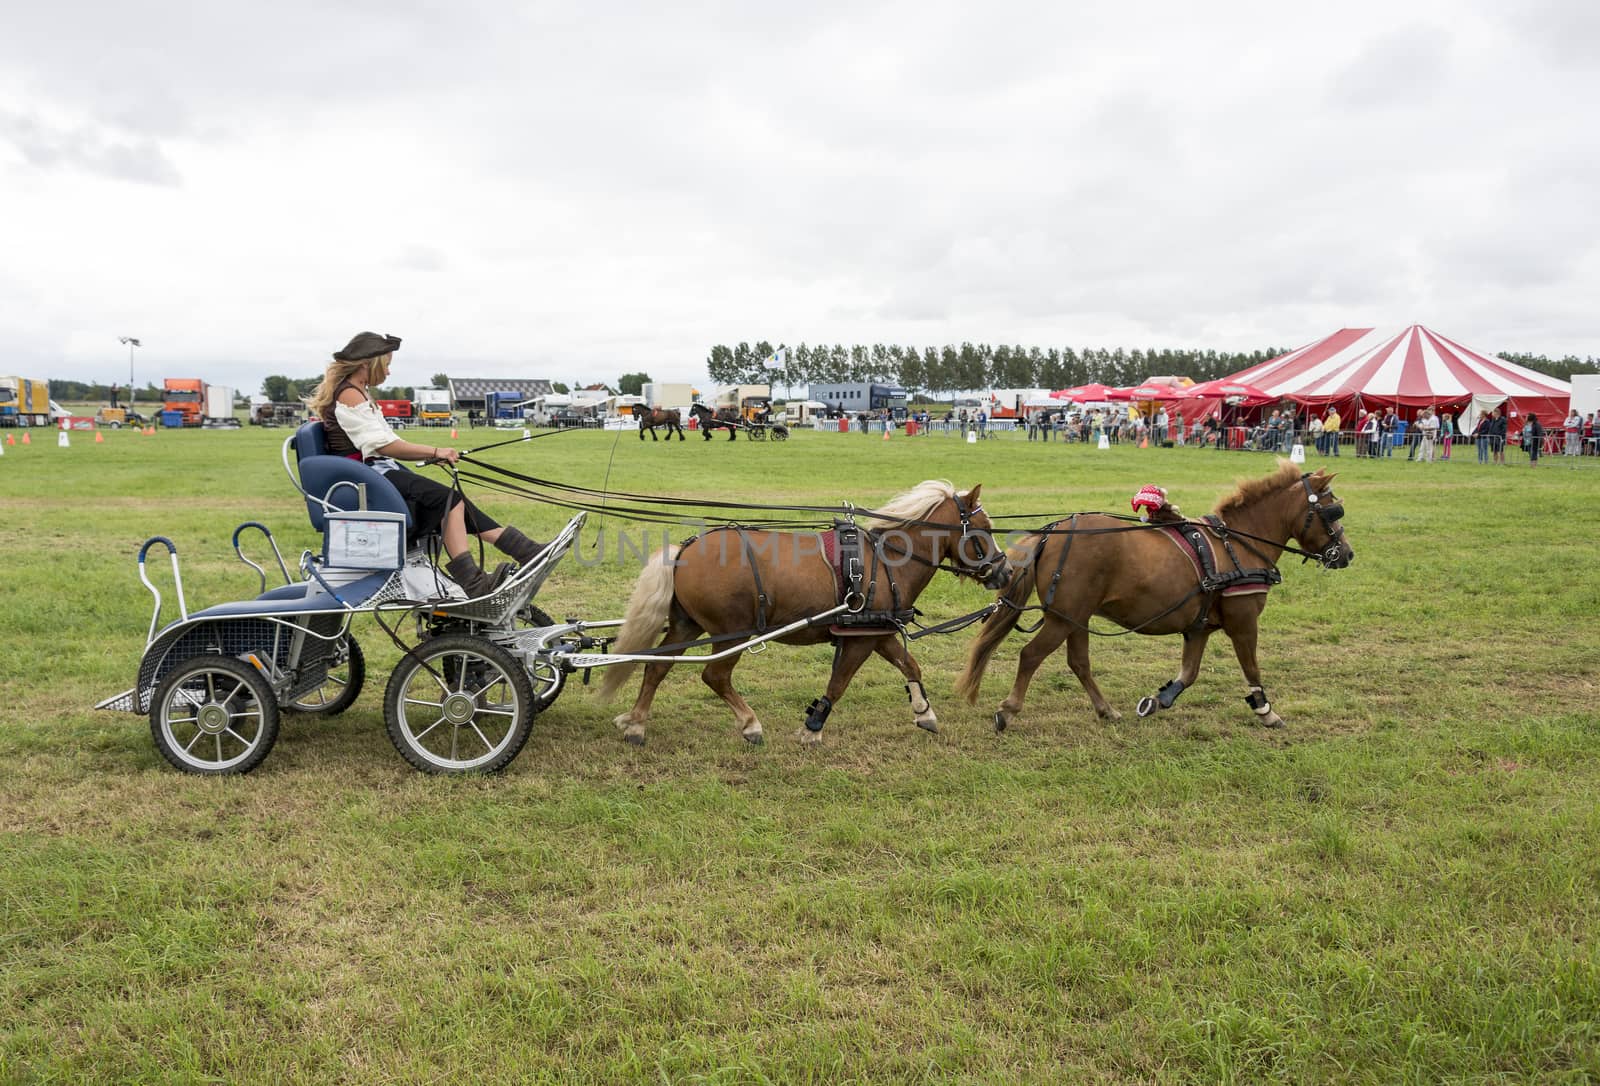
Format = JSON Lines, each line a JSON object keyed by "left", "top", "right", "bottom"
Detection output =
{"left": 334, "top": 397, "right": 400, "bottom": 459}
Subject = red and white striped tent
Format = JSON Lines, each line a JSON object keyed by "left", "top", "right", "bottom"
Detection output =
{"left": 1220, "top": 325, "right": 1570, "bottom": 425}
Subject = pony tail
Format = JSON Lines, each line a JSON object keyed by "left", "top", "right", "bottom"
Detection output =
{"left": 953, "top": 536, "right": 1038, "bottom": 704}
{"left": 596, "top": 545, "right": 681, "bottom": 700}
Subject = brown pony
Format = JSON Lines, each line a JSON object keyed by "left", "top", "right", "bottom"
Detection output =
{"left": 599, "top": 481, "right": 1011, "bottom": 745}
{"left": 637, "top": 406, "right": 685, "bottom": 441}
{"left": 955, "top": 462, "right": 1352, "bottom": 730}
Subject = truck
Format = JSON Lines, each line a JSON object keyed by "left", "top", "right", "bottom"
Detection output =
{"left": 414, "top": 387, "right": 454, "bottom": 427}
{"left": 162, "top": 378, "right": 206, "bottom": 427}
{"left": 0, "top": 377, "right": 51, "bottom": 427}
{"left": 483, "top": 390, "right": 524, "bottom": 422}
{"left": 375, "top": 399, "right": 414, "bottom": 428}
{"left": 202, "top": 385, "right": 240, "bottom": 428}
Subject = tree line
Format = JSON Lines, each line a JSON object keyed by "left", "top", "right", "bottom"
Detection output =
{"left": 37, "top": 347, "right": 1590, "bottom": 405}
{"left": 707, "top": 342, "right": 1593, "bottom": 397}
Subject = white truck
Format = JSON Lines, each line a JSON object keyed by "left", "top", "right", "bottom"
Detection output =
{"left": 202, "top": 385, "right": 240, "bottom": 428}
{"left": 415, "top": 387, "right": 455, "bottom": 427}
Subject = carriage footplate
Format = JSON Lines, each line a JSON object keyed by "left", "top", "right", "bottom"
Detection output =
{"left": 804, "top": 695, "right": 833, "bottom": 732}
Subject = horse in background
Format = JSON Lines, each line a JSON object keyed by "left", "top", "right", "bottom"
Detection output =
{"left": 599, "top": 481, "right": 1010, "bottom": 746}
{"left": 689, "top": 402, "right": 740, "bottom": 441}
{"left": 637, "top": 406, "right": 685, "bottom": 441}
{"left": 955, "top": 462, "right": 1353, "bottom": 731}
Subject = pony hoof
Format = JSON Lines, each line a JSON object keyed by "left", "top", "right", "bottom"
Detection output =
{"left": 916, "top": 718, "right": 939, "bottom": 734}
{"left": 1136, "top": 696, "right": 1157, "bottom": 718}
{"left": 623, "top": 732, "right": 645, "bottom": 747}
{"left": 993, "top": 711, "right": 1008, "bottom": 732}
{"left": 743, "top": 731, "right": 765, "bottom": 746}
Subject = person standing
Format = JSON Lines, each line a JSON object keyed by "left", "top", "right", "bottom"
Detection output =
{"left": 1564, "top": 409, "right": 1582, "bottom": 456}
{"left": 1490, "top": 408, "right": 1508, "bottom": 465}
{"left": 1440, "top": 411, "right": 1454, "bottom": 459}
{"left": 1416, "top": 407, "right": 1439, "bottom": 462}
{"left": 1323, "top": 406, "right": 1341, "bottom": 456}
{"left": 1524, "top": 413, "right": 1544, "bottom": 466}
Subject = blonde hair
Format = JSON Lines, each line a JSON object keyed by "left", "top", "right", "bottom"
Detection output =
{"left": 307, "top": 353, "right": 391, "bottom": 415}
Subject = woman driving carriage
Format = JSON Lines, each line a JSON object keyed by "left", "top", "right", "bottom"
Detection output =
{"left": 307, "top": 332, "right": 545, "bottom": 596}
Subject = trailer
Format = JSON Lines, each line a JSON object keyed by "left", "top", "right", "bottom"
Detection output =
{"left": 0, "top": 377, "right": 51, "bottom": 427}
{"left": 375, "top": 399, "right": 414, "bottom": 428}
{"left": 202, "top": 385, "right": 240, "bottom": 428}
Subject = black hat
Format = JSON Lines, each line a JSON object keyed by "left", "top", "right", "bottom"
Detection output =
{"left": 333, "top": 331, "right": 402, "bottom": 362}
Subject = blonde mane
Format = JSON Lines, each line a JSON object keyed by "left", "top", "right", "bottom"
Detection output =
{"left": 870, "top": 479, "right": 960, "bottom": 528}
{"left": 1213, "top": 459, "right": 1304, "bottom": 517}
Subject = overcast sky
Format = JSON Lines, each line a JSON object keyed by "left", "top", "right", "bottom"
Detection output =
{"left": 3, "top": 0, "right": 1597, "bottom": 392}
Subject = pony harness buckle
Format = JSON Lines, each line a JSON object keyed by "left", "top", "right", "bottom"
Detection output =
{"left": 820, "top": 521, "right": 911, "bottom": 636}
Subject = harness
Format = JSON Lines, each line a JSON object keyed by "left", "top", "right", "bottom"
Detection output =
{"left": 821, "top": 516, "right": 912, "bottom": 634}
{"left": 1026, "top": 474, "right": 1344, "bottom": 636}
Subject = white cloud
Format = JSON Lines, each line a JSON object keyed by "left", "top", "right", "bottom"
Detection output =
{"left": 0, "top": 0, "right": 1596, "bottom": 395}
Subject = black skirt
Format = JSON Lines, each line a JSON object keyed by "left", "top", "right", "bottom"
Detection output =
{"left": 383, "top": 468, "right": 500, "bottom": 538}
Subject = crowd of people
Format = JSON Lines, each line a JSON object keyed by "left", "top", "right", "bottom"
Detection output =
{"left": 914, "top": 402, "right": 1600, "bottom": 466}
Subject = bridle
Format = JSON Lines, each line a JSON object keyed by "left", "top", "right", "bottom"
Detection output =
{"left": 867, "top": 493, "right": 1011, "bottom": 589}
{"left": 950, "top": 493, "right": 1011, "bottom": 588}
{"left": 1297, "top": 474, "right": 1350, "bottom": 569}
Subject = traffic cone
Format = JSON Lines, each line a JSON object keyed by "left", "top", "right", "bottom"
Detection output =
{"left": 1139, "top": 437, "right": 1148, "bottom": 449}
{"left": 882, "top": 426, "right": 890, "bottom": 441}
{"left": 450, "top": 428, "right": 458, "bottom": 438}
{"left": 4, "top": 433, "right": 13, "bottom": 446}
{"left": 95, "top": 431, "right": 105, "bottom": 443}
{"left": 21, "top": 432, "right": 30, "bottom": 445}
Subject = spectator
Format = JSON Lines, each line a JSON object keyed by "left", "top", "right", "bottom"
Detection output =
{"left": 1359, "top": 411, "right": 1379, "bottom": 458}
{"left": 1473, "top": 411, "right": 1492, "bottom": 464}
{"left": 1564, "top": 409, "right": 1582, "bottom": 456}
{"left": 1323, "top": 407, "right": 1341, "bottom": 456}
{"left": 1440, "top": 411, "right": 1454, "bottom": 460}
{"left": 1523, "top": 413, "right": 1544, "bottom": 466}
{"left": 1415, "top": 407, "right": 1439, "bottom": 462}
{"left": 1490, "top": 408, "right": 1508, "bottom": 465}
{"left": 1380, "top": 409, "right": 1397, "bottom": 457}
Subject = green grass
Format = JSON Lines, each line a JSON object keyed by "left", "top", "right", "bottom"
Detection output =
{"left": 3, "top": 424, "right": 1599, "bottom": 1083}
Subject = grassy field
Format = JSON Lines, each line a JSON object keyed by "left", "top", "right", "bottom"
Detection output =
{"left": 3, "top": 423, "right": 1598, "bottom": 1083}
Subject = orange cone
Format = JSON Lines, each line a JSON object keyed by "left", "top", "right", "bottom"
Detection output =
{"left": 450, "top": 428, "right": 458, "bottom": 439}
{"left": 882, "top": 426, "right": 891, "bottom": 441}
{"left": 21, "top": 432, "right": 30, "bottom": 445}
{"left": 4, "top": 433, "right": 13, "bottom": 446}
{"left": 1139, "top": 437, "right": 1149, "bottom": 449}
{"left": 95, "top": 431, "right": 104, "bottom": 443}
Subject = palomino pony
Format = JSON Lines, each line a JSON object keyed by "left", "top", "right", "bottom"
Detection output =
{"left": 637, "top": 406, "right": 685, "bottom": 441}
{"left": 599, "top": 481, "right": 1011, "bottom": 745}
{"left": 955, "top": 462, "right": 1352, "bottom": 730}
{"left": 689, "top": 402, "right": 740, "bottom": 441}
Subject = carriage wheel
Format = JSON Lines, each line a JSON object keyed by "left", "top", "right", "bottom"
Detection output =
{"left": 150, "top": 656, "right": 280, "bottom": 775}
{"left": 286, "top": 636, "right": 365, "bottom": 716}
{"left": 383, "top": 635, "right": 536, "bottom": 774}
{"left": 772, "top": 426, "right": 788, "bottom": 441}
{"left": 516, "top": 605, "right": 567, "bottom": 710}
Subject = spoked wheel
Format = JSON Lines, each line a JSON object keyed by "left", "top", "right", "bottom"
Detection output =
{"left": 772, "top": 426, "right": 788, "bottom": 441}
{"left": 514, "top": 605, "right": 568, "bottom": 711}
{"left": 384, "top": 634, "right": 536, "bottom": 774}
{"left": 150, "top": 656, "right": 280, "bottom": 775}
{"left": 286, "top": 636, "right": 365, "bottom": 715}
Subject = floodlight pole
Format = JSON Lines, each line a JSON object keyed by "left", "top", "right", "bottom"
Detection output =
{"left": 119, "top": 337, "right": 140, "bottom": 412}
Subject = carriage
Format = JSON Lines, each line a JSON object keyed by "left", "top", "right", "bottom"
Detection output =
{"left": 96, "top": 422, "right": 586, "bottom": 775}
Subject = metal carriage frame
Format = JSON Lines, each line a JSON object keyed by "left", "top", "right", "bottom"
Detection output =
{"left": 96, "top": 423, "right": 589, "bottom": 776}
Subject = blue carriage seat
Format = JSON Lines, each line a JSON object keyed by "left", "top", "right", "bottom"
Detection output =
{"left": 290, "top": 420, "right": 414, "bottom": 536}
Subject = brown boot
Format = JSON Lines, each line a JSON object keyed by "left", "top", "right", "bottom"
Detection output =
{"left": 494, "top": 525, "right": 547, "bottom": 567}
{"left": 445, "top": 552, "right": 512, "bottom": 598}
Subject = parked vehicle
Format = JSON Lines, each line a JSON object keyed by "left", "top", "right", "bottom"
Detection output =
{"left": 375, "top": 399, "right": 413, "bottom": 428}
{"left": 163, "top": 379, "right": 206, "bottom": 426}
{"left": 414, "top": 387, "right": 454, "bottom": 427}
{"left": 94, "top": 406, "right": 148, "bottom": 428}
{"left": 0, "top": 376, "right": 51, "bottom": 427}
{"left": 203, "top": 385, "right": 240, "bottom": 428}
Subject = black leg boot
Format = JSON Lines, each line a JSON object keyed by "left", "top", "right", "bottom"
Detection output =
{"left": 493, "top": 526, "right": 547, "bottom": 567}
{"left": 445, "top": 552, "right": 512, "bottom": 598}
